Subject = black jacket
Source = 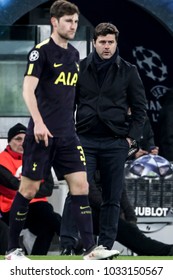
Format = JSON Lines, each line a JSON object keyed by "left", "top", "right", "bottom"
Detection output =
{"left": 158, "top": 89, "right": 173, "bottom": 161}
{"left": 128, "top": 115, "right": 155, "bottom": 155}
{"left": 76, "top": 53, "right": 147, "bottom": 141}
{"left": 139, "top": 116, "right": 155, "bottom": 151}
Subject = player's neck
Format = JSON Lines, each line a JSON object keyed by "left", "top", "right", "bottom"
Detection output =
{"left": 51, "top": 34, "right": 68, "bottom": 49}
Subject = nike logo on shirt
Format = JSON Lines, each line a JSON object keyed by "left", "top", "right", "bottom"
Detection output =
{"left": 53, "top": 63, "right": 63, "bottom": 68}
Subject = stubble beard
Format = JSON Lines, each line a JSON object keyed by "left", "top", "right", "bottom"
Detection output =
{"left": 59, "top": 31, "right": 75, "bottom": 41}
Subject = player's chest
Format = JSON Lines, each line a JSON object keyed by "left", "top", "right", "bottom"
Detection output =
{"left": 47, "top": 57, "right": 79, "bottom": 86}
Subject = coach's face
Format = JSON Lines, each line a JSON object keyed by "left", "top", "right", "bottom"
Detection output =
{"left": 93, "top": 34, "right": 117, "bottom": 60}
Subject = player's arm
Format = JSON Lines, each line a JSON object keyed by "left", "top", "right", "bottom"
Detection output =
{"left": 23, "top": 75, "right": 53, "bottom": 146}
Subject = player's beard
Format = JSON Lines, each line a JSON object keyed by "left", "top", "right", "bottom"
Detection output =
{"left": 59, "top": 31, "right": 75, "bottom": 41}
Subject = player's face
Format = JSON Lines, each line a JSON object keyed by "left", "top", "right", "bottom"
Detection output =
{"left": 53, "top": 14, "right": 79, "bottom": 40}
{"left": 93, "top": 34, "right": 117, "bottom": 60}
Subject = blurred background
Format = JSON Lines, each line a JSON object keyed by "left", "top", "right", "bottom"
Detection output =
{"left": 1, "top": 0, "right": 173, "bottom": 254}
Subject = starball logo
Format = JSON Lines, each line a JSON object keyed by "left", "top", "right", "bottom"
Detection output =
{"left": 132, "top": 46, "right": 168, "bottom": 82}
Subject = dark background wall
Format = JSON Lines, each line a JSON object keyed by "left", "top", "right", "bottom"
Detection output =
{"left": 71, "top": 0, "right": 173, "bottom": 145}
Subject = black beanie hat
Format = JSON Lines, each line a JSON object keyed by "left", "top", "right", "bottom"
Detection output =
{"left": 8, "top": 123, "right": 27, "bottom": 143}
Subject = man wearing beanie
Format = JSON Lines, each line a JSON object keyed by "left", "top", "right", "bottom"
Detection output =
{"left": 7, "top": 123, "right": 27, "bottom": 143}
{"left": 0, "top": 123, "right": 61, "bottom": 256}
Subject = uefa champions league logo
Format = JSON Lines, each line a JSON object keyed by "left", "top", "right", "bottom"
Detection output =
{"left": 132, "top": 46, "right": 168, "bottom": 82}
{"left": 132, "top": 46, "right": 170, "bottom": 122}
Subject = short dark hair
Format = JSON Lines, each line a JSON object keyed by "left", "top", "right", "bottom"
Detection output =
{"left": 93, "top": 23, "right": 119, "bottom": 42}
{"left": 50, "top": 0, "right": 79, "bottom": 19}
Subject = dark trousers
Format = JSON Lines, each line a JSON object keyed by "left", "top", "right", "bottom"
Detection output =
{"left": 1, "top": 202, "right": 61, "bottom": 255}
{"left": 61, "top": 201, "right": 172, "bottom": 256}
{"left": 117, "top": 218, "right": 172, "bottom": 256}
{"left": 61, "top": 134, "right": 129, "bottom": 249}
{"left": 0, "top": 219, "right": 9, "bottom": 254}
{"left": 25, "top": 202, "right": 61, "bottom": 255}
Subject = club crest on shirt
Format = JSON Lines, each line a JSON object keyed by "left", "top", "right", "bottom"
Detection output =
{"left": 29, "top": 50, "right": 39, "bottom": 61}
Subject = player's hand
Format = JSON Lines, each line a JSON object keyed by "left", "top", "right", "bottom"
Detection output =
{"left": 34, "top": 121, "right": 53, "bottom": 147}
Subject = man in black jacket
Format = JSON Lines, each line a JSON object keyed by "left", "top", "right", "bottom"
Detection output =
{"left": 61, "top": 22, "right": 147, "bottom": 251}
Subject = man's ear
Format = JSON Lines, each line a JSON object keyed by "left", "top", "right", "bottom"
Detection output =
{"left": 93, "top": 39, "right": 96, "bottom": 48}
{"left": 51, "top": 17, "right": 58, "bottom": 28}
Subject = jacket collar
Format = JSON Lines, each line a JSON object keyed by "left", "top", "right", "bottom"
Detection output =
{"left": 5, "top": 145, "right": 23, "bottom": 160}
{"left": 86, "top": 52, "right": 121, "bottom": 69}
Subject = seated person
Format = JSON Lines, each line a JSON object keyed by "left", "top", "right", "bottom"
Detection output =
{"left": 60, "top": 170, "right": 173, "bottom": 256}
{"left": 0, "top": 123, "right": 61, "bottom": 255}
